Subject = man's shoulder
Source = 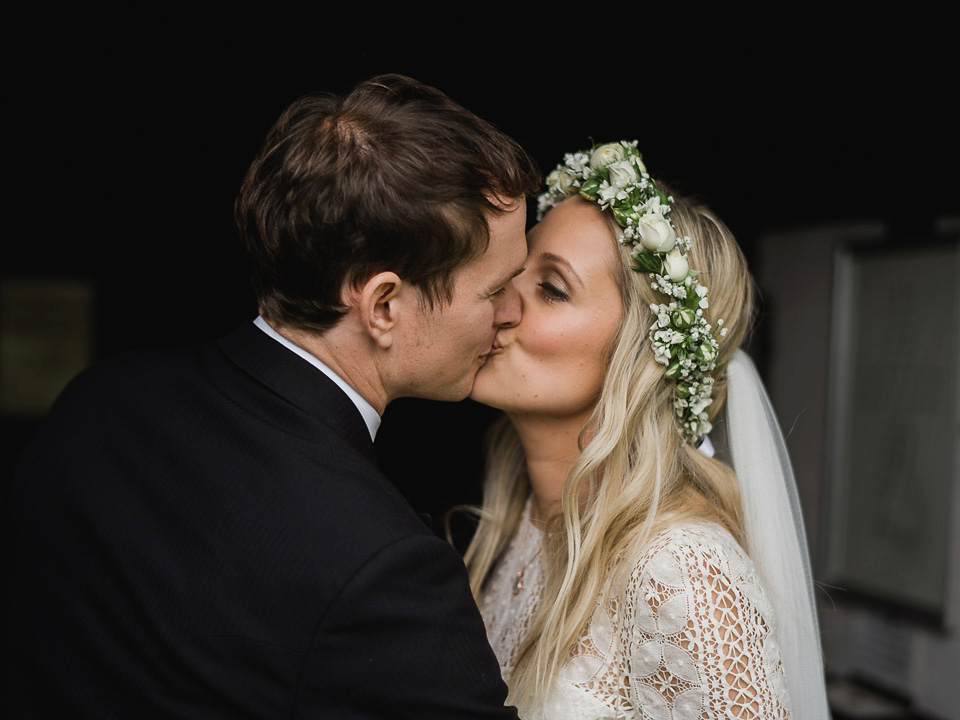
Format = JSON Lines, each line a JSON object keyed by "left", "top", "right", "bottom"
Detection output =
{"left": 54, "top": 341, "right": 207, "bottom": 398}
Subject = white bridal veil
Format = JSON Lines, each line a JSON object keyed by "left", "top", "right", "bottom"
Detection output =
{"left": 725, "top": 349, "right": 832, "bottom": 719}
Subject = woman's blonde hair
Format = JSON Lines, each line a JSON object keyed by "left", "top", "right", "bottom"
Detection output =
{"left": 460, "top": 185, "right": 757, "bottom": 713}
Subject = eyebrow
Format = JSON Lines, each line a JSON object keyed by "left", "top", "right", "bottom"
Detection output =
{"left": 538, "top": 252, "right": 584, "bottom": 288}
{"left": 489, "top": 265, "right": 526, "bottom": 295}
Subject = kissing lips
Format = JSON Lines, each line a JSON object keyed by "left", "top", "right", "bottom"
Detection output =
{"left": 479, "top": 337, "right": 504, "bottom": 364}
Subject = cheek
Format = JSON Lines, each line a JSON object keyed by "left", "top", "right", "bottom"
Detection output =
{"left": 574, "top": 315, "right": 621, "bottom": 385}
{"left": 460, "top": 299, "right": 493, "bottom": 329}
{"left": 437, "top": 303, "right": 493, "bottom": 351}
{"left": 527, "top": 315, "right": 612, "bottom": 380}
{"left": 523, "top": 319, "right": 569, "bottom": 358}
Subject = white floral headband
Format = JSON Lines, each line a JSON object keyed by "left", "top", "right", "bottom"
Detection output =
{"left": 537, "top": 140, "right": 726, "bottom": 442}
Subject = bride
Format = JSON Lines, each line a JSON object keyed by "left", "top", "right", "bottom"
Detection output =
{"left": 463, "top": 141, "right": 832, "bottom": 719}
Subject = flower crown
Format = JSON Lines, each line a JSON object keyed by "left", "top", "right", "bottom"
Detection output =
{"left": 537, "top": 140, "right": 726, "bottom": 442}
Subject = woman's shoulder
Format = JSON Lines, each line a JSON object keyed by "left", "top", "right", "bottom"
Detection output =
{"left": 640, "top": 518, "right": 744, "bottom": 553}
{"left": 611, "top": 520, "right": 778, "bottom": 640}
{"left": 625, "top": 520, "right": 761, "bottom": 594}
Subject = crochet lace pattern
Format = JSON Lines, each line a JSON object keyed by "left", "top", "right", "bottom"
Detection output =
{"left": 480, "top": 513, "right": 792, "bottom": 719}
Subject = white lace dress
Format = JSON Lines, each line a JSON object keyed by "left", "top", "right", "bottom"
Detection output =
{"left": 479, "top": 507, "right": 792, "bottom": 720}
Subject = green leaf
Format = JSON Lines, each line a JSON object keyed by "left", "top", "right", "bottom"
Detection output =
{"left": 632, "top": 252, "right": 662, "bottom": 275}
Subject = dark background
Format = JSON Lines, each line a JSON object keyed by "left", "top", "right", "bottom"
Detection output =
{"left": 4, "top": 13, "right": 956, "bottom": 524}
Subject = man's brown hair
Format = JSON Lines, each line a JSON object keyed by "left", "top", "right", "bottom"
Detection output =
{"left": 235, "top": 73, "right": 541, "bottom": 333}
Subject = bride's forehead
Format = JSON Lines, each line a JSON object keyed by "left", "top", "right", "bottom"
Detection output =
{"left": 530, "top": 205, "right": 616, "bottom": 259}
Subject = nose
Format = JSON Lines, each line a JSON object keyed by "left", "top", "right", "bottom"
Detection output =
{"left": 493, "top": 280, "right": 522, "bottom": 328}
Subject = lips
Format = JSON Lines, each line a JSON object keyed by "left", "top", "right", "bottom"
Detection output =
{"left": 479, "top": 337, "right": 503, "bottom": 361}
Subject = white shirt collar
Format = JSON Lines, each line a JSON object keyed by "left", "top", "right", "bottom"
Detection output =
{"left": 252, "top": 316, "right": 381, "bottom": 441}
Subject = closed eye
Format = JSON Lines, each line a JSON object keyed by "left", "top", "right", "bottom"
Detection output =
{"left": 488, "top": 266, "right": 525, "bottom": 299}
{"left": 538, "top": 281, "right": 569, "bottom": 302}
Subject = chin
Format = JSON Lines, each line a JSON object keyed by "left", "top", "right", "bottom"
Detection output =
{"left": 468, "top": 382, "right": 500, "bottom": 409}
{"left": 468, "top": 374, "right": 488, "bottom": 403}
{"left": 433, "top": 373, "right": 478, "bottom": 403}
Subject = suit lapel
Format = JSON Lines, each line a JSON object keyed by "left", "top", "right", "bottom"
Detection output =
{"left": 217, "top": 321, "right": 376, "bottom": 461}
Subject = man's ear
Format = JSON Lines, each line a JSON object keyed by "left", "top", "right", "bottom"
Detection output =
{"left": 356, "top": 271, "right": 405, "bottom": 349}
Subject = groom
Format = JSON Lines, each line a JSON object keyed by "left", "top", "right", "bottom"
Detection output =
{"left": 8, "top": 74, "right": 539, "bottom": 718}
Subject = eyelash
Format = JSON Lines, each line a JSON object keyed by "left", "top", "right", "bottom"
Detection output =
{"left": 538, "top": 281, "right": 569, "bottom": 302}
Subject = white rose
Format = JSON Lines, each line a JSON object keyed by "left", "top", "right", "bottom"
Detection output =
{"left": 590, "top": 142, "right": 627, "bottom": 170}
{"left": 663, "top": 250, "right": 689, "bottom": 281}
{"left": 607, "top": 159, "right": 639, "bottom": 188}
{"left": 546, "top": 167, "right": 576, "bottom": 195}
{"left": 638, "top": 214, "right": 677, "bottom": 252}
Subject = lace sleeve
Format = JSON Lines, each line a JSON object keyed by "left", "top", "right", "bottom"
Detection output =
{"left": 623, "top": 523, "right": 792, "bottom": 719}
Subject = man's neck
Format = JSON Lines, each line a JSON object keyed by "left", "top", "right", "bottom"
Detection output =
{"left": 257, "top": 317, "right": 389, "bottom": 417}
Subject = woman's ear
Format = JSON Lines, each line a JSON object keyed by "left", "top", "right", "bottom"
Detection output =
{"left": 356, "top": 271, "right": 404, "bottom": 349}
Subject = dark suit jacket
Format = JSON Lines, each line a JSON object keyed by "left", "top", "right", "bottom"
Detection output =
{"left": 8, "top": 321, "right": 516, "bottom": 719}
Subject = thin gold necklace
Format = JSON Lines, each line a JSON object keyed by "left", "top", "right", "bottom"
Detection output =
{"left": 513, "top": 509, "right": 541, "bottom": 596}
